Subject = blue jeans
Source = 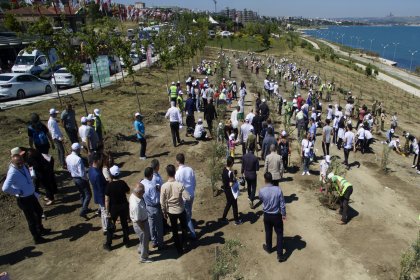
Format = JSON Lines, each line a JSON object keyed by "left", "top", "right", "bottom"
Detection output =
{"left": 146, "top": 205, "right": 164, "bottom": 247}
{"left": 184, "top": 198, "right": 196, "bottom": 238}
{"left": 73, "top": 178, "right": 92, "bottom": 215}
{"left": 303, "top": 157, "right": 310, "bottom": 173}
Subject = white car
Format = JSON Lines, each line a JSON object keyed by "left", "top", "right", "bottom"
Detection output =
{"left": 120, "top": 52, "right": 140, "bottom": 68}
{"left": 220, "top": 31, "right": 232, "bottom": 38}
{"left": 52, "top": 68, "right": 91, "bottom": 88}
{"left": 0, "top": 73, "right": 53, "bottom": 100}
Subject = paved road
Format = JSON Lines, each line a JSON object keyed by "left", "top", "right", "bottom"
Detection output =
{"left": 301, "top": 36, "right": 320, "bottom": 50}
{"left": 317, "top": 39, "right": 420, "bottom": 88}
{"left": 0, "top": 57, "right": 158, "bottom": 110}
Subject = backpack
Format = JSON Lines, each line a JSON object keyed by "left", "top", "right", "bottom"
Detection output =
{"left": 29, "top": 124, "right": 49, "bottom": 146}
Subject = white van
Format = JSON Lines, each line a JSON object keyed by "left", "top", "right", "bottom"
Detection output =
{"left": 12, "top": 49, "right": 58, "bottom": 79}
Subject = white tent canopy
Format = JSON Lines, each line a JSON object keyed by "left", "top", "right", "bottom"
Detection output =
{"left": 208, "top": 15, "right": 219, "bottom": 25}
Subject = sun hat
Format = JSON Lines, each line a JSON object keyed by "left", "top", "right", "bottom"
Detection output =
{"left": 10, "top": 147, "right": 25, "bottom": 156}
{"left": 49, "top": 108, "right": 59, "bottom": 115}
{"left": 71, "top": 143, "right": 81, "bottom": 151}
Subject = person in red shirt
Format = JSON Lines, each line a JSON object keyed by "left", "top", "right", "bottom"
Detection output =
{"left": 357, "top": 105, "right": 367, "bottom": 128}
{"left": 297, "top": 94, "right": 303, "bottom": 110}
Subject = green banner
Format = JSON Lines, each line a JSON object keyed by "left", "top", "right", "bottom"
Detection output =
{"left": 92, "top": 55, "right": 111, "bottom": 88}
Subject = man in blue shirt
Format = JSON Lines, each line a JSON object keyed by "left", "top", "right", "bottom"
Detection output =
{"left": 88, "top": 153, "right": 108, "bottom": 233}
{"left": 258, "top": 172, "right": 287, "bottom": 262}
{"left": 141, "top": 167, "right": 164, "bottom": 249}
{"left": 2, "top": 147, "right": 51, "bottom": 244}
{"left": 134, "top": 112, "right": 147, "bottom": 160}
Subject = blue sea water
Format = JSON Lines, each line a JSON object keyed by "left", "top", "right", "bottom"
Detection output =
{"left": 304, "top": 25, "right": 420, "bottom": 71}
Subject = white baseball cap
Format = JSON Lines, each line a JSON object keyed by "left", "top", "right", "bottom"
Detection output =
{"left": 81, "top": 116, "right": 87, "bottom": 123}
{"left": 71, "top": 143, "right": 81, "bottom": 151}
{"left": 94, "top": 108, "right": 101, "bottom": 116}
{"left": 262, "top": 99, "right": 266, "bottom": 102}
{"left": 198, "top": 118, "right": 203, "bottom": 123}
{"left": 229, "top": 133, "right": 235, "bottom": 140}
{"left": 327, "top": 172, "right": 334, "bottom": 179}
{"left": 390, "top": 129, "right": 395, "bottom": 133}
{"left": 86, "top": 114, "right": 95, "bottom": 121}
{"left": 110, "top": 165, "right": 120, "bottom": 176}
{"left": 49, "top": 108, "right": 59, "bottom": 115}
{"left": 281, "top": 130, "right": 287, "bottom": 136}
{"left": 135, "top": 112, "right": 143, "bottom": 118}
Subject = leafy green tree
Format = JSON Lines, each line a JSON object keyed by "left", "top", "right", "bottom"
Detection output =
{"left": 365, "top": 64, "right": 373, "bottom": 76}
{"left": 78, "top": 27, "right": 103, "bottom": 92}
{"left": 28, "top": 16, "right": 62, "bottom": 105}
{"left": 4, "top": 14, "right": 23, "bottom": 33}
{"left": 54, "top": 28, "right": 89, "bottom": 115}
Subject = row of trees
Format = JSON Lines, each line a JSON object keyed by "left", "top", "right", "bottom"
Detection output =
{"left": 26, "top": 13, "right": 209, "bottom": 113}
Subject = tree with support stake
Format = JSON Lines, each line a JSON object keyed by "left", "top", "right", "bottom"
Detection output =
{"left": 54, "top": 28, "right": 89, "bottom": 116}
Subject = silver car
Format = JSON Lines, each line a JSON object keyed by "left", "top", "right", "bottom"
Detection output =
{"left": 52, "top": 67, "right": 91, "bottom": 88}
{"left": 0, "top": 73, "right": 53, "bottom": 100}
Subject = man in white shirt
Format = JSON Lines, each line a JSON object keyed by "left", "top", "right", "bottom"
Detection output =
{"left": 319, "top": 155, "right": 331, "bottom": 184}
{"left": 345, "top": 102, "right": 353, "bottom": 117}
{"left": 175, "top": 153, "right": 197, "bottom": 239}
{"left": 240, "top": 118, "right": 254, "bottom": 155}
{"left": 355, "top": 124, "right": 365, "bottom": 154}
{"left": 48, "top": 108, "right": 66, "bottom": 169}
{"left": 78, "top": 116, "right": 88, "bottom": 149}
{"left": 230, "top": 106, "right": 239, "bottom": 136}
{"left": 165, "top": 101, "right": 183, "bottom": 147}
{"left": 343, "top": 124, "right": 355, "bottom": 169}
{"left": 364, "top": 129, "right": 373, "bottom": 152}
{"left": 66, "top": 143, "right": 92, "bottom": 219}
{"left": 193, "top": 119, "right": 207, "bottom": 140}
{"left": 129, "top": 183, "right": 152, "bottom": 263}
{"left": 245, "top": 109, "right": 255, "bottom": 124}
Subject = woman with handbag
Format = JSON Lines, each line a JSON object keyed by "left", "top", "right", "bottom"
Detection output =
{"left": 220, "top": 156, "right": 242, "bottom": 225}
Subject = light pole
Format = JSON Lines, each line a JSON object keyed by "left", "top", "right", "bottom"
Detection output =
{"left": 369, "top": 38, "right": 374, "bottom": 51}
{"left": 392, "top": 42, "right": 399, "bottom": 61}
{"left": 381, "top": 44, "right": 389, "bottom": 58}
{"left": 409, "top": 50, "right": 418, "bottom": 71}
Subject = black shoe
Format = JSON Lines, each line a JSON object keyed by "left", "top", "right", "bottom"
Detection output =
{"left": 218, "top": 218, "right": 229, "bottom": 224}
{"left": 40, "top": 228, "right": 51, "bottom": 236}
{"left": 278, "top": 255, "right": 287, "bottom": 262}
{"left": 103, "top": 243, "right": 112, "bottom": 251}
{"left": 263, "top": 244, "right": 272, "bottom": 254}
{"left": 34, "top": 237, "right": 49, "bottom": 244}
{"left": 234, "top": 220, "right": 243, "bottom": 225}
{"left": 80, "top": 213, "right": 88, "bottom": 220}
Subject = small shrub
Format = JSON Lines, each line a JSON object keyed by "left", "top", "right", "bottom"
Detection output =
{"left": 315, "top": 54, "right": 320, "bottom": 62}
{"left": 381, "top": 144, "right": 391, "bottom": 173}
{"left": 211, "top": 240, "right": 242, "bottom": 280}
{"left": 399, "top": 231, "right": 420, "bottom": 280}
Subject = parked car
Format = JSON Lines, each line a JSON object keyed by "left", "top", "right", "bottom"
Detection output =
{"left": 120, "top": 52, "right": 140, "bottom": 68}
{"left": 220, "top": 31, "right": 232, "bottom": 38}
{"left": 52, "top": 67, "right": 91, "bottom": 88}
{"left": 0, "top": 73, "right": 53, "bottom": 100}
{"left": 208, "top": 30, "right": 216, "bottom": 38}
{"left": 12, "top": 49, "right": 58, "bottom": 79}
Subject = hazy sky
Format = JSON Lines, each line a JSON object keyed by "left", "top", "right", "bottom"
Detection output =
{"left": 114, "top": 0, "right": 420, "bottom": 18}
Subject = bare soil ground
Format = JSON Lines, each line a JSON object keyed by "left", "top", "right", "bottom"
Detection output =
{"left": 0, "top": 47, "right": 419, "bottom": 280}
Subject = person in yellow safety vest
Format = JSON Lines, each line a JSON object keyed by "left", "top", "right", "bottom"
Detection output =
{"left": 177, "top": 91, "right": 185, "bottom": 123}
{"left": 228, "top": 63, "right": 232, "bottom": 78}
{"left": 266, "top": 67, "right": 270, "bottom": 77}
{"left": 327, "top": 172, "right": 354, "bottom": 225}
{"left": 169, "top": 81, "right": 178, "bottom": 103}
{"left": 326, "top": 83, "right": 333, "bottom": 102}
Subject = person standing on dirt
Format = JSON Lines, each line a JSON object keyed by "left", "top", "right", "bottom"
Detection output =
{"left": 48, "top": 108, "right": 66, "bottom": 170}
{"left": 85, "top": 115, "right": 99, "bottom": 159}
{"left": 327, "top": 173, "right": 353, "bottom": 225}
{"left": 134, "top": 113, "right": 147, "bottom": 160}
{"left": 185, "top": 93, "right": 195, "bottom": 137}
{"left": 104, "top": 165, "right": 130, "bottom": 251}
{"left": 175, "top": 153, "right": 197, "bottom": 240}
{"left": 343, "top": 124, "right": 355, "bottom": 169}
{"left": 278, "top": 131, "right": 290, "bottom": 171}
{"left": 259, "top": 99, "right": 270, "bottom": 122}
{"left": 93, "top": 109, "right": 105, "bottom": 145}
{"left": 165, "top": 101, "right": 183, "bottom": 147}
{"left": 88, "top": 152, "right": 108, "bottom": 233}
{"left": 220, "top": 156, "right": 242, "bottom": 225}
{"left": 262, "top": 127, "right": 277, "bottom": 160}
{"left": 265, "top": 144, "right": 283, "bottom": 186}
{"left": 160, "top": 164, "right": 191, "bottom": 256}
{"left": 2, "top": 147, "right": 51, "bottom": 244}
{"left": 204, "top": 99, "right": 217, "bottom": 138}
{"left": 141, "top": 167, "right": 164, "bottom": 250}
{"left": 259, "top": 172, "right": 287, "bottom": 262}
{"left": 322, "top": 119, "right": 333, "bottom": 156}
{"left": 242, "top": 143, "right": 259, "bottom": 209}
{"left": 78, "top": 116, "right": 88, "bottom": 150}
{"left": 28, "top": 113, "right": 55, "bottom": 155}
{"left": 239, "top": 118, "right": 254, "bottom": 155}
{"left": 66, "top": 143, "right": 92, "bottom": 220}
{"left": 61, "top": 104, "right": 79, "bottom": 144}
{"left": 130, "top": 183, "right": 152, "bottom": 263}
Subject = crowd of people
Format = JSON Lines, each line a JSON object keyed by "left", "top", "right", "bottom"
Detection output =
{"left": 2, "top": 49, "right": 419, "bottom": 267}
